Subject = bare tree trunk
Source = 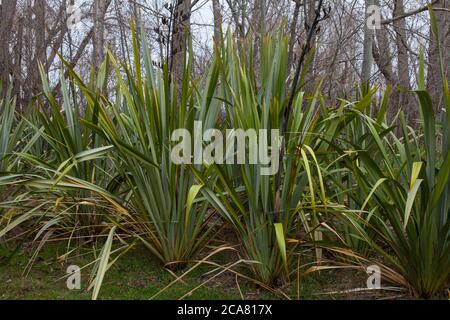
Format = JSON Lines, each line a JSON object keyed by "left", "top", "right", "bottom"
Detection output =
{"left": 361, "top": 0, "right": 374, "bottom": 86}
{"left": 427, "top": 0, "right": 449, "bottom": 113}
{"left": 287, "top": 0, "right": 301, "bottom": 73}
{"left": 228, "top": 0, "right": 244, "bottom": 40}
{"left": 393, "top": 0, "right": 409, "bottom": 89}
{"left": 0, "top": 0, "right": 18, "bottom": 94}
{"left": 373, "top": 21, "right": 398, "bottom": 120}
{"left": 212, "top": 0, "right": 223, "bottom": 48}
{"left": 13, "top": 14, "right": 24, "bottom": 107}
{"left": 393, "top": 0, "right": 415, "bottom": 123}
{"left": 170, "top": 0, "right": 191, "bottom": 87}
{"left": 250, "top": 0, "right": 265, "bottom": 82}
{"left": 304, "top": 0, "right": 318, "bottom": 93}
{"left": 93, "top": 0, "right": 111, "bottom": 73}
{"left": 373, "top": 15, "right": 395, "bottom": 84}
{"left": 32, "top": 0, "right": 46, "bottom": 94}
{"left": 130, "top": 0, "right": 141, "bottom": 49}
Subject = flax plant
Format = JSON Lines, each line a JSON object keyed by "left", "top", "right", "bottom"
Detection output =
{"left": 74, "top": 27, "right": 223, "bottom": 269}
{"left": 192, "top": 34, "right": 335, "bottom": 285}
{"left": 327, "top": 10, "right": 450, "bottom": 297}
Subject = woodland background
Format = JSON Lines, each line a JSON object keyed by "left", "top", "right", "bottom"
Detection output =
{"left": 0, "top": 0, "right": 449, "bottom": 116}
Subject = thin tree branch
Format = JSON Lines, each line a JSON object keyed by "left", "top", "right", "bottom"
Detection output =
{"left": 381, "top": 0, "right": 438, "bottom": 25}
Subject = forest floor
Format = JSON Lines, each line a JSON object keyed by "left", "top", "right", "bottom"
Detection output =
{"left": 0, "top": 242, "right": 443, "bottom": 300}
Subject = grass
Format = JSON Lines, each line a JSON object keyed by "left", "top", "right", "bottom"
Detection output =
{"left": 0, "top": 242, "right": 320, "bottom": 300}
{"left": 0, "top": 243, "right": 236, "bottom": 300}
{"left": 2, "top": 240, "right": 444, "bottom": 300}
